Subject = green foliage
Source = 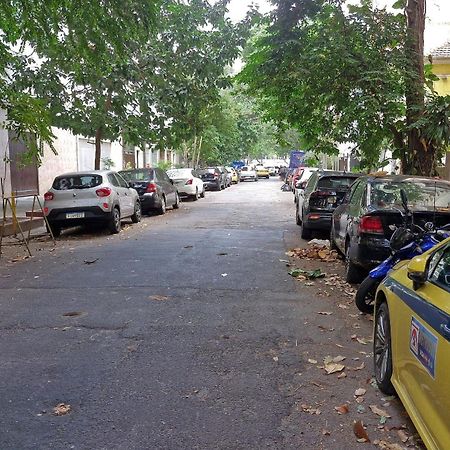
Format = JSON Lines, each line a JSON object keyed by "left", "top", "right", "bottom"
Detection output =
{"left": 238, "top": 0, "right": 409, "bottom": 171}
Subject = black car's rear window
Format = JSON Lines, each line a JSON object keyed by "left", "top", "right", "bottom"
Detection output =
{"left": 52, "top": 175, "right": 102, "bottom": 190}
{"left": 120, "top": 169, "right": 154, "bottom": 181}
{"left": 318, "top": 176, "right": 357, "bottom": 190}
{"left": 205, "top": 168, "right": 216, "bottom": 174}
{"left": 371, "top": 180, "right": 450, "bottom": 211}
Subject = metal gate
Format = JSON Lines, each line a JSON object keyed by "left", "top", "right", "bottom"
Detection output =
{"left": 8, "top": 131, "right": 39, "bottom": 196}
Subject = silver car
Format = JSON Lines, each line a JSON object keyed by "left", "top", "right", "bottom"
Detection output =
{"left": 43, "top": 170, "right": 141, "bottom": 236}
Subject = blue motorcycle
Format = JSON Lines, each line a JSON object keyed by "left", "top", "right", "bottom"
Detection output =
{"left": 355, "top": 190, "right": 450, "bottom": 313}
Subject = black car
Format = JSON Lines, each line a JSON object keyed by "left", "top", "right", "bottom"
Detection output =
{"left": 297, "top": 171, "right": 361, "bottom": 239}
{"left": 331, "top": 175, "right": 450, "bottom": 283}
{"left": 198, "top": 167, "right": 226, "bottom": 191}
{"left": 119, "top": 168, "right": 179, "bottom": 215}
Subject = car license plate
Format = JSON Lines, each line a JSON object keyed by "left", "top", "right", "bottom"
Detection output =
{"left": 66, "top": 212, "right": 85, "bottom": 219}
{"left": 328, "top": 197, "right": 336, "bottom": 204}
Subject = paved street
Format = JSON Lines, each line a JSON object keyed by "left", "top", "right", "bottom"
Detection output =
{"left": 0, "top": 179, "right": 414, "bottom": 449}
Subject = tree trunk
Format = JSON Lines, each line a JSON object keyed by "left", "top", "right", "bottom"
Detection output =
{"left": 405, "top": 0, "right": 432, "bottom": 175}
{"left": 95, "top": 127, "right": 102, "bottom": 170}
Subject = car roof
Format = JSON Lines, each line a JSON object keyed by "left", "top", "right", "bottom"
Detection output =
{"left": 363, "top": 174, "right": 450, "bottom": 185}
{"left": 54, "top": 170, "right": 112, "bottom": 177}
{"left": 316, "top": 170, "right": 361, "bottom": 177}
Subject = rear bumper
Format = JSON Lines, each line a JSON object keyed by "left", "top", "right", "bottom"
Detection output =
{"left": 47, "top": 206, "right": 110, "bottom": 227}
{"left": 140, "top": 193, "right": 161, "bottom": 211}
{"left": 241, "top": 175, "right": 257, "bottom": 181}
{"left": 303, "top": 212, "right": 332, "bottom": 231}
{"left": 176, "top": 185, "right": 197, "bottom": 196}
{"left": 203, "top": 180, "right": 221, "bottom": 190}
{"left": 351, "top": 236, "right": 391, "bottom": 270}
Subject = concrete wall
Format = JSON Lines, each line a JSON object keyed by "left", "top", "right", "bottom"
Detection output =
{"left": 432, "top": 60, "right": 450, "bottom": 96}
{"left": 39, "top": 128, "right": 78, "bottom": 193}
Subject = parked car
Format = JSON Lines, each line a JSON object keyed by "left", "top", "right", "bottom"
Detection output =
{"left": 219, "top": 166, "right": 232, "bottom": 188}
{"left": 167, "top": 168, "right": 205, "bottom": 200}
{"left": 119, "top": 168, "right": 179, "bottom": 215}
{"left": 255, "top": 165, "right": 270, "bottom": 179}
{"left": 297, "top": 170, "right": 361, "bottom": 240}
{"left": 374, "top": 239, "right": 450, "bottom": 449}
{"left": 198, "top": 167, "right": 225, "bottom": 190}
{"left": 294, "top": 167, "right": 318, "bottom": 204}
{"left": 331, "top": 175, "right": 450, "bottom": 283}
{"left": 240, "top": 166, "right": 258, "bottom": 182}
{"left": 266, "top": 167, "right": 277, "bottom": 176}
{"left": 228, "top": 167, "right": 240, "bottom": 184}
{"left": 44, "top": 170, "right": 141, "bottom": 236}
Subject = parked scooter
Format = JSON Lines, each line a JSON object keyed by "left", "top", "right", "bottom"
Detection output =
{"left": 355, "top": 189, "right": 450, "bottom": 313}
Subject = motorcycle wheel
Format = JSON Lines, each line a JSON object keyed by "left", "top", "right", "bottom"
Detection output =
{"left": 355, "top": 276, "right": 379, "bottom": 314}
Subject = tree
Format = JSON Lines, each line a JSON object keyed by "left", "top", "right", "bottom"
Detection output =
{"left": 238, "top": 0, "right": 450, "bottom": 175}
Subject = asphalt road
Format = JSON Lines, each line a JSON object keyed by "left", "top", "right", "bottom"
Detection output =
{"left": 0, "top": 178, "right": 412, "bottom": 450}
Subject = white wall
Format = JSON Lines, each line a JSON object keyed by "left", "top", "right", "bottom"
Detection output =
{"left": 0, "top": 109, "right": 11, "bottom": 196}
{"left": 39, "top": 128, "right": 78, "bottom": 193}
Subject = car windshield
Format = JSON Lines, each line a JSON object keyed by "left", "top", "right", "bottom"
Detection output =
{"left": 317, "top": 176, "right": 357, "bottom": 190}
{"left": 52, "top": 174, "right": 102, "bottom": 190}
{"left": 120, "top": 169, "right": 153, "bottom": 181}
{"left": 371, "top": 180, "right": 450, "bottom": 211}
{"left": 167, "top": 169, "right": 192, "bottom": 178}
{"left": 241, "top": 167, "right": 249, "bottom": 171}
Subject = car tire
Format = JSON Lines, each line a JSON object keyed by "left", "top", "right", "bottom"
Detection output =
{"left": 374, "top": 302, "right": 395, "bottom": 395}
{"left": 47, "top": 222, "right": 61, "bottom": 237}
{"left": 158, "top": 196, "right": 166, "bottom": 215}
{"left": 192, "top": 188, "right": 199, "bottom": 201}
{"left": 355, "top": 276, "right": 379, "bottom": 314}
{"left": 295, "top": 203, "right": 302, "bottom": 226}
{"left": 345, "top": 242, "right": 364, "bottom": 284}
{"left": 131, "top": 201, "right": 142, "bottom": 223}
{"left": 173, "top": 193, "right": 180, "bottom": 209}
{"left": 200, "top": 188, "right": 205, "bottom": 198}
{"left": 218, "top": 184, "right": 222, "bottom": 191}
{"left": 108, "top": 207, "right": 121, "bottom": 234}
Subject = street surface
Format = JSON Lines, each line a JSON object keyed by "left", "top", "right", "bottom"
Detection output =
{"left": 0, "top": 179, "right": 419, "bottom": 449}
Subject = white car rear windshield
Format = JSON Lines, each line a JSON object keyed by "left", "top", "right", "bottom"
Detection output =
{"left": 52, "top": 175, "right": 103, "bottom": 190}
{"left": 167, "top": 169, "right": 192, "bottom": 178}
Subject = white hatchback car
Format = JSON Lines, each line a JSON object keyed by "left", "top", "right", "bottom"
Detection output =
{"left": 44, "top": 170, "right": 141, "bottom": 236}
{"left": 167, "top": 168, "right": 205, "bottom": 200}
{"left": 239, "top": 166, "right": 258, "bottom": 182}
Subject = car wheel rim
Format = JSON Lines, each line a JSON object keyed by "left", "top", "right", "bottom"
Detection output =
{"left": 374, "top": 310, "right": 389, "bottom": 381}
{"left": 114, "top": 210, "right": 120, "bottom": 229}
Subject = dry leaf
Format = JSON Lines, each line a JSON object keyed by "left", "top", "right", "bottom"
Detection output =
{"left": 375, "top": 441, "right": 406, "bottom": 450}
{"left": 322, "top": 429, "right": 331, "bottom": 436}
{"left": 318, "top": 311, "right": 333, "bottom": 315}
{"left": 333, "top": 355, "right": 346, "bottom": 363}
{"left": 355, "top": 397, "right": 365, "bottom": 404}
{"left": 353, "top": 420, "right": 370, "bottom": 443}
{"left": 325, "top": 363, "right": 345, "bottom": 374}
{"left": 355, "top": 388, "right": 367, "bottom": 397}
{"left": 53, "top": 403, "right": 71, "bottom": 416}
{"left": 353, "top": 362, "right": 365, "bottom": 371}
{"left": 337, "top": 372, "right": 347, "bottom": 379}
{"left": 397, "top": 430, "right": 408, "bottom": 443}
{"left": 357, "top": 338, "right": 368, "bottom": 345}
{"left": 369, "top": 405, "right": 391, "bottom": 418}
{"left": 273, "top": 356, "right": 279, "bottom": 362}
{"left": 334, "top": 404, "right": 349, "bottom": 414}
{"left": 149, "top": 295, "right": 170, "bottom": 301}
{"left": 308, "top": 359, "right": 318, "bottom": 364}
{"left": 338, "top": 304, "right": 349, "bottom": 309}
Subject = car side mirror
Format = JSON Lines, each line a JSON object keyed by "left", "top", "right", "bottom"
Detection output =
{"left": 407, "top": 254, "right": 429, "bottom": 290}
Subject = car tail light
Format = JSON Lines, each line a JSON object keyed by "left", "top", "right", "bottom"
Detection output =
{"left": 102, "top": 202, "right": 109, "bottom": 209}
{"left": 185, "top": 179, "right": 193, "bottom": 185}
{"left": 96, "top": 187, "right": 112, "bottom": 197}
{"left": 309, "top": 213, "right": 321, "bottom": 220}
{"left": 310, "top": 190, "right": 335, "bottom": 198}
{"left": 359, "top": 215, "right": 384, "bottom": 234}
{"left": 44, "top": 192, "right": 54, "bottom": 201}
{"left": 44, "top": 207, "right": 49, "bottom": 215}
{"left": 146, "top": 182, "right": 157, "bottom": 193}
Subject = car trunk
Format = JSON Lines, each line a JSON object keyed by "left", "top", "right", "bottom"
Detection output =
{"left": 364, "top": 209, "right": 450, "bottom": 238}
{"left": 310, "top": 176, "right": 358, "bottom": 211}
{"left": 200, "top": 171, "right": 217, "bottom": 182}
{"left": 127, "top": 180, "right": 153, "bottom": 196}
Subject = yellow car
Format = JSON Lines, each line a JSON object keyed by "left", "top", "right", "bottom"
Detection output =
{"left": 255, "top": 166, "right": 269, "bottom": 179}
{"left": 374, "top": 237, "right": 450, "bottom": 450}
{"left": 228, "top": 167, "right": 239, "bottom": 183}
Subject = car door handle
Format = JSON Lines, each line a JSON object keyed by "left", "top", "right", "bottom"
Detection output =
{"left": 441, "top": 323, "right": 450, "bottom": 340}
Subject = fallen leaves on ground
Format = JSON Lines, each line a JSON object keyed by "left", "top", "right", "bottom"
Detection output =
{"left": 83, "top": 258, "right": 98, "bottom": 264}
{"left": 286, "top": 245, "right": 339, "bottom": 262}
{"left": 317, "top": 311, "right": 333, "bottom": 316}
{"left": 369, "top": 405, "right": 391, "bottom": 418}
{"left": 334, "top": 404, "right": 349, "bottom": 414}
{"left": 355, "top": 388, "right": 367, "bottom": 397}
{"left": 324, "top": 362, "right": 345, "bottom": 375}
{"left": 299, "top": 403, "right": 321, "bottom": 415}
{"left": 289, "top": 268, "right": 326, "bottom": 280}
{"left": 53, "top": 403, "right": 71, "bottom": 416}
{"left": 374, "top": 440, "right": 406, "bottom": 450}
{"left": 353, "top": 420, "right": 370, "bottom": 443}
{"left": 148, "top": 295, "right": 170, "bottom": 302}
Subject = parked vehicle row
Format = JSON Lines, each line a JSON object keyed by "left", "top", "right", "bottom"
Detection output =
{"left": 293, "top": 169, "right": 450, "bottom": 447}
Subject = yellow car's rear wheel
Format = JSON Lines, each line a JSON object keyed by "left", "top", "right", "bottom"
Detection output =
{"left": 374, "top": 302, "right": 395, "bottom": 395}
